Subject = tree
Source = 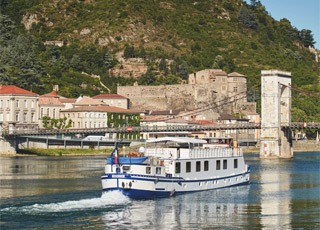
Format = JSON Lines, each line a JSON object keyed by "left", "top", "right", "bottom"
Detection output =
{"left": 42, "top": 116, "right": 72, "bottom": 129}
{"left": 238, "top": 6, "right": 258, "bottom": 29}
{"left": 103, "top": 51, "right": 113, "bottom": 69}
{"left": 124, "top": 45, "right": 135, "bottom": 59}
{"left": 179, "top": 62, "right": 189, "bottom": 80}
{"left": 299, "top": 29, "right": 315, "bottom": 47}
{"left": 212, "top": 55, "right": 225, "bottom": 69}
{"left": 70, "top": 54, "right": 80, "bottom": 70}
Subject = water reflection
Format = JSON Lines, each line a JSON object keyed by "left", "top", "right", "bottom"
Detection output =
{"left": 0, "top": 152, "right": 319, "bottom": 229}
{"left": 259, "top": 160, "right": 292, "bottom": 229}
{"left": 0, "top": 156, "right": 105, "bottom": 198}
{"left": 101, "top": 186, "right": 251, "bottom": 229}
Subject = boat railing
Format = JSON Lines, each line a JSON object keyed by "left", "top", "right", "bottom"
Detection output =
{"left": 145, "top": 147, "right": 242, "bottom": 159}
{"left": 145, "top": 148, "right": 178, "bottom": 158}
{"left": 181, "top": 148, "right": 242, "bottom": 159}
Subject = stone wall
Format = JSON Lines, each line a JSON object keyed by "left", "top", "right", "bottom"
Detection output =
{"left": 118, "top": 84, "right": 220, "bottom": 111}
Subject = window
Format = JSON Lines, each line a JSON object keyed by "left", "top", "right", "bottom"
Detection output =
{"left": 175, "top": 162, "right": 181, "bottom": 173}
{"left": 47, "top": 108, "right": 49, "bottom": 116}
{"left": 6, "top": 112, "right": 10, "bottom": 121}
{"left": 31, "top": 100, "right": 35, "bottom": 108}
{"left": 78, "top": 113, "right": 80, "bottom": 118}
{"left": 15, "top": 112, "right": 19, "bottom": 122}
{"left": 41, "top": 108, "right": 43, "bottom": 118}
{"left": 186, "top": 162, "right": 191, "bottom": 173}
{"left": 31, "top": 113, "right": 34, "bottom": 122}
{"left": 0, "top": 113, "right": 3, "bottom": 121}
{"left": 204, "top": 161, "right": 209, "bottom": 171}
{"left": 196, "top": 161, "right": 201, "bottom": 172}
{"left": 234, "top": 77, "right": 237, "bottom": 82}
{"left": 78, "top": 122, "right": 81, "bottom": 128}
{"left": 53, "top": 109, "right": 55, "bottom": 119}
{"left": 6, "top": 100, "right": 9, "bottom": 109}
{"left": 233, "top": 87, "right": 238, "bottom": 92}
{"left": 23, "top": 113, "right": 27, "bottom": 122}
{"left": 146, "top": 167, "right": 151, "bottom": 174}
{"left": 216, "top": 160, "right": 221, "bottom": 170}
{"left": 223, "top": 160, "right": 227, "bottom": 169}
{"left": 156, "top": 167, "right": 161, "bottom": 175}
{"left": 0, "top": 100, "right": 3, "bottom": 108}
{"left": 16, "top": 100, "right": 19, "bottom": 108}
{"left": 24, "top": 100, "right": 27, "bottom": 108}
{"left": 234, "top": 159, "right": 238, "bottom": 168}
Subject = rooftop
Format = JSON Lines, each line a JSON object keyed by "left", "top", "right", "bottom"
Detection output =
{"left": 39, "top": 97, "right": 64, "bottom": 106}
{"left": 0, "top": 85, "right": 38, "bottom": 96}
{"left": 92, "top": 94, "right": 127, "bottom": 99}
{"left": 40, "top": 91, "right": 62, "bottom": 98}
{"left": 62, "top": 105, "right": 140, "bottom": 113}
{"left": 228, "top": 72, "right": 247, "bottom": 77}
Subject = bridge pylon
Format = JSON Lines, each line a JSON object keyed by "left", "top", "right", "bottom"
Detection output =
{"left": 260, "top": 70, "right": 293, "bottom": 158}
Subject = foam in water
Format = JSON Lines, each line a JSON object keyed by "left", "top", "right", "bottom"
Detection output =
{"left": 1, "top": 191, "right": 130, "bottom": 214}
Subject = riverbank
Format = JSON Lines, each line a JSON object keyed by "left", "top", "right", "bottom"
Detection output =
{"left": 1, "top": 140, "right": 319, "bottom": 156}
{"left": 15, "top": 148, "right": 114, "bottom": 156}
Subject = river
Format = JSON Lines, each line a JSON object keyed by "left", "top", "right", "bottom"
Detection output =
{"left": 0, "top": 152, "right": 319, "bottom": 229}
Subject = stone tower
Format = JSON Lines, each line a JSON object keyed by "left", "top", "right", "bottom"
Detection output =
{"left": 260, "top": 70, "right": 293, "bottom": 158}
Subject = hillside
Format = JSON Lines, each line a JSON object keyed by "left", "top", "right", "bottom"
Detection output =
{"left": 0, "top": 0, "right": 319, "bottom": 121}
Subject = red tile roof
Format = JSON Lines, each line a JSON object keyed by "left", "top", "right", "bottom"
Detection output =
{"left": 39, "top": 97, "right": 64, "bottom": 106}
{"left": 41, "top": 91, "right": 61, "bottom": 98}
{"left": 92, "top": 94, "right": 127, "bottom": 99}
{"left": 189, "top": 120, "right": 215, "bottom": 125}
{"left": 61, "top": 105, "right": 140, "bottom": 113}
{"left": 59, "top": 98, "right": 77, "bottom": 103}
{"left": 0, "top": 85, "right": 38, "bottom": 96}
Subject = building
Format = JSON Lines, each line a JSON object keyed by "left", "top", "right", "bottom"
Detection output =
{"left": 60, "top": 105, "right": 140, "bottom": 129}
{"left": 92, "top": 94, "right": 129, "bottom": 109}
{"left": 218, "top": 114, "right": 253, "bottom": 140}
{"left": 140, "top": 115, "right": 190, "bottom": 139}
{"left": 117, "top": 69, "right": 256, "bottom": 119}
{"left": 0, "top": 85, "right": 39, "bottom": 133}
{"left": 38, "top": 91, "right": 65, "bottom": 127}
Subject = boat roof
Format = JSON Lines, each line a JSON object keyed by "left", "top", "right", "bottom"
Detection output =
{"left": 146, "top": 137, "right": 206, "bottom": 144}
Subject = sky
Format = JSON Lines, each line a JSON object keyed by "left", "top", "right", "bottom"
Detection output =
{"left": 244, "top": 0, "right": 320, "bottom": 49}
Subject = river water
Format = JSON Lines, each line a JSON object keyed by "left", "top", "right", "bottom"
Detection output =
{"left": 0, "top": 152, "right": 319, "bottom": 229}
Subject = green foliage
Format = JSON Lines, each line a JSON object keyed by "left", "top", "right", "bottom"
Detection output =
{"left": 107, "top": 113, "right": 140, "bottom": 127}
{"left": 0, "top": 0, "right": 318, "bottom": 120}
{"left": 238, "top": 6, "right": 258, "bottom": 29}
{"left": 42, "top": 116, "right": 73, "bottom": 129}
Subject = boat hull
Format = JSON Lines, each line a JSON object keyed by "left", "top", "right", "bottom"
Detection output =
{"left": 101, "top": 171, "right": 250, "bottom": 199}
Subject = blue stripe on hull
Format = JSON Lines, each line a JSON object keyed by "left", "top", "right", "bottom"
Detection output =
{"left": 103, "top": 188, "right": 171, "bottom": 199}
{"left": 102, "top": 181, "right": 250, "bottom": 199}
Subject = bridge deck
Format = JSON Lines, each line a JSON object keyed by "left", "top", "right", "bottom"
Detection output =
{"left": 1, "top": 122, "right": 319, "bottom": 137}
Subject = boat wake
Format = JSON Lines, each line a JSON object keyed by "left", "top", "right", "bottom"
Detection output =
{"left": 1, "top": 191, "right": 130, "bottom": 215}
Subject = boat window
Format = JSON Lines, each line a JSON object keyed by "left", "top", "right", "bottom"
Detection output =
{"left": 175, "top": 162, "right": 181, "bottom": 173}
{"left": 186, "top": 162, "right": 191, "bottom": 173}
{"left": 146, "top": 167, "right": 151, "bottom": 174}
{"left": 204, "top": 161, "right": 209, "bottom": 171}
{"left": 223, "top": 160, "right": 227, "bottom": 169}
{"left": 234, "top": 159, "right": 238, "bottom": 168}
{"left": 123, "top": 166, "right": 130, "bottom": 171}
{"left": 196, "top": 161, "right": 201, "bottom": 172}
{"left": 156, "top": 167, "right": 161, "bottom": 175}
{"left": 216, "top": 160, "right": 221, "bottom": 170}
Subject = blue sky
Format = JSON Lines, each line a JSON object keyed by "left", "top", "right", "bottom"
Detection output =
{"left": 244, "top": 0, "right": 320, "bottom": 49}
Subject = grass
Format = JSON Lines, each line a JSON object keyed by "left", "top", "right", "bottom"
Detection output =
{"left": 17, "top": 148, "right": 114, "bottom": 156}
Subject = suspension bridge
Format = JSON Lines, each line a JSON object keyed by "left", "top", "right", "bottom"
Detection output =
{"left": 1, "top": 70, "right": 319, "bottom": 157}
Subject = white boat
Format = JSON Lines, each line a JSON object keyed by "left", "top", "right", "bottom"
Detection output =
{"left": 101, "top": 137, "right": 250, "bottom": 199}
